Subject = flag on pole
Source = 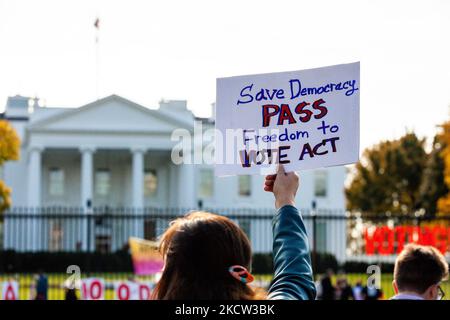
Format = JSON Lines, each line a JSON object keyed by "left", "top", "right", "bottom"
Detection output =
{"left": 94, "top": 16, "right": 100, "bottom": 98}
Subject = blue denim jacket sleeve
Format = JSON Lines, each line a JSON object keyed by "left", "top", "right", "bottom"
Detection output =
{"left": 267, "top": 205, "right": 316, "bottom": 300}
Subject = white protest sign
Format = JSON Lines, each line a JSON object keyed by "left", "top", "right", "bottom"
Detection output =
{"left": 115, "top": 281, "right": 152, "bottom": 300}
{"left": 81, "top": 278, "right": 104, "bottom": 300}
{"left": 215, "top": 62, "right": 360, "bottom": 175}
{"left": 1, "top": 281, "right": 19, "bottom": 300}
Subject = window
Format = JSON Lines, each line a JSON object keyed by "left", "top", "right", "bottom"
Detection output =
{"left": 238, "top": 175, "right": 251, "bottom": 197}
{"left": 95, "top": 235, "right": 111, "bottom": 253}
{"left": 95, "top": 169, "right": 111, "bottom": 196}
{"left": 49, "top": 168, "right": 64, "bottom": 196}
{"left": 144, "top": 220, "right": 156, "bottom": 241}
{"left": 198, "top": 169, "right": 214, "bottom": 199}
{"left": 315, "top": 222, "right": 327, "bottom": 253}
{"left": 49, "top": 221, "right": 63, "bottom": 251}
{"left": 314, "top": 170, "right": 328, "bottom": 197}
{"left": 144, "top": 169, "right": 158, "bottom": 197}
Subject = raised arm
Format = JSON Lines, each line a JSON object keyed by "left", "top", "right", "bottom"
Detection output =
{"left": 263, "top": 165, "right": 316, "bottom": 300}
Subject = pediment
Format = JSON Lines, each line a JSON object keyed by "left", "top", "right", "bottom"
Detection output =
{"left": 28, "top": 95, "right": 193, "bottom": 133}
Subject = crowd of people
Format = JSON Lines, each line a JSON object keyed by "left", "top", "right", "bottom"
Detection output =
{"left": 315, "top": 270, "right": 383, "bottom": 300}
{"left": 24, "top": 165, "right": 450, "bottom": 300}
{"left": 150, "top": 164, "right": 448, "bottom": 300}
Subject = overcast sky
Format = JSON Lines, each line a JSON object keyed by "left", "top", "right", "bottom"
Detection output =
{"left": 0, "top": 0, "right": 449, "bottom": 151}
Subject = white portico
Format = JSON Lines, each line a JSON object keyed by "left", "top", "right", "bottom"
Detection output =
{"left": 21, "top": 95, "right": 196, "bottom": 209}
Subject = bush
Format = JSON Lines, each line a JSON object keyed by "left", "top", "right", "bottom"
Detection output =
{"left": 342, "top": 261, "right": 395, "bottom": 274}
{"left": 252, "top": 252, "right": 340, "bottom": 275}
{"left": 2, "top": 250, "right": 394, "bottom": 275}
{"left": 312, "top": 252, "right": 339, "bottom": 274}
{"left": 252, "top": 253, "right": 273, "bottom": 274}
{"left": 0, "top": 250, "right": 133, "bottom": 273}
{"left": 341, "top": 261, "right": 370, "bottom": 273}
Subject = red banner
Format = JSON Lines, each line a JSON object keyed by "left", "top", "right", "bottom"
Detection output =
{"left": 364, "top": 225, "right": 450, "bottom": 255}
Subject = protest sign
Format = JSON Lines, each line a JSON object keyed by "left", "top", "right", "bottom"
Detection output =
{"left": 81, "top": 278, "right": 104, "bottom": 300}
{"left": 1, "top": 281, "right": 19, "bottom": 300}
{"left": 129, "top": 237, "right": 163, "bottom": 275}
{"left": 215, "top": 62, "right": 360, "bottom": 175}
{"left": 115, "top": 281, "right": 152, "bottom": 300}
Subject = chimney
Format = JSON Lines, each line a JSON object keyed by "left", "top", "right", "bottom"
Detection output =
{"left": 4, "top": 95, "right": 33, "bottom": 118}
{"left": 158, "top": 99, "right": 187, "bottom": 112}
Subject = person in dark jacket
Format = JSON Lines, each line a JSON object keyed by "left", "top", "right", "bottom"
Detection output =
{"left": 65, "top": 288, "right": 78, "bottom": 300}
{"left": 152, "top": 164, "right": 316, "bottom": 300}
{"left": 336, "top": 276, "right": 354, "bottom": 300}
{"left": 319, "top": 269, "right": 336, "bottom": 300}
{"left": 34, "top": 271, "right": 48, "bottom": 300}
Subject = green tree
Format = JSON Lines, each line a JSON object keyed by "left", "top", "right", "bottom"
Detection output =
{"left": 0, "top": 120, "right": 20, "bottom": 212}
{"left": 346, "top": 132, "right": 427, "bottom": 216}
{"left": 418, "top": 134, "right": 448, "bottom": 217}
{"left": 437, "top": 121, "right": 450, "bottom": 216}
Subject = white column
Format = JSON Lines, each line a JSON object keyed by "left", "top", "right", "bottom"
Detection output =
{"left": 80, "top": 146, "right": 95, "bottom": 251}
{"left": 80, "top": 147, "right": 95, "bottom": 210}
{"left": 131, "top": 147, "right": 145, "bottom": 239}
{"left": 27, "top": 146, "right": 42, "bottom": 207}
{"left": 177, "top": 160, "right": 196, "bottom": 208}
{"left": 169, "top": 163, "right": 177, "bottom": 205}
{"left": 27, "top": 146, "right": 43, "bottom": 251}
{"left": 132, "top": 147, "right": 145, "bottom": 209}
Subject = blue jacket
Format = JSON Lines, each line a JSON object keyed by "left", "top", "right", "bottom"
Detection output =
{"left": 267, "top": 205, "right": 316, "bottom": 300}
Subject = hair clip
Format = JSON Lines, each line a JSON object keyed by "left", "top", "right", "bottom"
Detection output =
{"left": 228, "top": 265, "right": 254, "bottom": 284}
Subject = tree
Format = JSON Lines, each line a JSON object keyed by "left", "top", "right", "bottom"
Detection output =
{"left": 418, "top": 134, "right": 448, "bottom": 217}
{"left": 437, "top": 121, "right": 450, "bottom": 216}
{"left": 0, "top": 120, "right": 20, "bottom": 212}
{"left": 345, "top": 132, "right": 427, "bottom": 216}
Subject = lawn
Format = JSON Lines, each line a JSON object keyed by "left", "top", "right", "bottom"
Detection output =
{"left": 0, "top": 273, "right": 448, "bottom": 300}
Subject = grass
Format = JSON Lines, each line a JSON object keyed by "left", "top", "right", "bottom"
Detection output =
{"left": 0, "top": 273, "right": 448, "bottom": 300}
{"left": 0, "top": 273, "right": 156, "bottom": 300}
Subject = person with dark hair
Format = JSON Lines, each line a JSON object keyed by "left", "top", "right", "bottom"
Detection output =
{"left": 152, "top": 165, "right": 316, "bottom": 300}
{"left": 352, "top": 280, "right": 364, "bottom": 300}
{"left": 362, "top": 284, "right": 383, "bottom": 300}
{"left": 319, "top": 269, "right": 336, "bottom": 300}
{"left": 34, "top": 270, "right": 48, "bottom": 300}
{"left": 65, "top": 288, "right": 78, "bottom": 300}
{"left": 391, "top": 244, "right": 449, "bottom": 300}
{"left": 336, "top": 276, "right": 354, "bottom": 300}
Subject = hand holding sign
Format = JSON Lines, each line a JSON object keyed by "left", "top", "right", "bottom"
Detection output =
{"left": 264, "top": 165, "right": 299, "bottom": 209}
{"left": 215, "top": 62, "right": 360, "bottom": 176}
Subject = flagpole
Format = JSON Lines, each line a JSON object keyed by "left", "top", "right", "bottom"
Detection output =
{"left": 94, "top": 17, "right": 100, "bottom": 100}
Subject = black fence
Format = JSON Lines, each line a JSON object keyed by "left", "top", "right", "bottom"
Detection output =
{"left": 0, "top": 207, "right": 449, "bottom": 300}
{"left": 1, "top": 206, "right": 450, "bottom": 265}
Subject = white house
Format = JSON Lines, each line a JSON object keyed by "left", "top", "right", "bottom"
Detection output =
{"left": 0, "top": 95, "right": 347, "bottom": 259}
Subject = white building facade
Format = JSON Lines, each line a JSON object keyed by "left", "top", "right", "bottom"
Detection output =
{"left": 0, "top": 95, "right": 347, "bottom": 259}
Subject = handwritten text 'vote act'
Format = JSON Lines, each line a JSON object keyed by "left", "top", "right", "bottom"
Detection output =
{"left": 239, "top": 99, "right": 341, "bottom": 168}
{"left": 215, "top": 62, "right": 360, "bottom": 175}
{"left": 240, "top": 132, "right": 340, "bottom": 167}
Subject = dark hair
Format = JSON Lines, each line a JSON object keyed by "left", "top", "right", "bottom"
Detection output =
{"left": 394, "top": 244, "right": 449, "bottom": 293}
{"left": 152, "top": 211, "right": 266, "bottom": 300}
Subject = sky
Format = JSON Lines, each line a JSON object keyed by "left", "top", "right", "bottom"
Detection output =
{"left": 0, "top": 0, "right": 449, "bottom": 152}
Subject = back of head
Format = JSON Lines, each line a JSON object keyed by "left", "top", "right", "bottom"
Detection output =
{"left": 152, "top": 211, "right": 263, "bottom": 300}
{"left": 394, "top": 244, "right": 449, "bottom": 294}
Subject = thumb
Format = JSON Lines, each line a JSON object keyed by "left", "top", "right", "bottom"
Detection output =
{"left": 277, "top": 164, "right": 286, "bottom": 175}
